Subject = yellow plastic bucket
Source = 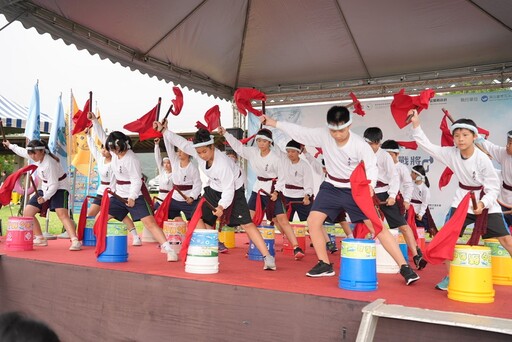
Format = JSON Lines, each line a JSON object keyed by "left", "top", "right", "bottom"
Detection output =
{"left": 448, "top": 245, "right": 494, "bottom": 303}
{"left": 218, "top": 226, "right": 236, "bottom": 248}
{"left": 483, "top": 239, "right": 512, "bottom": 286}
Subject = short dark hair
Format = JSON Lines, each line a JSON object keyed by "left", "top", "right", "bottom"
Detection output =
{"left": 363, "top": 127, "right": 383, "bottom": 143}
{"left": 105, "top": 131, "right": 132, "bottom": 152}
{"left": 326, "top": 106, "right": 350, "bottom": 126}
{"left": 451, "top": 118, "right": 478, "bottom": 135}
{"left": 0, "top": 311, "right": 60, "bottom": 342}
{"left": 193, "top": 128, "right": 214, "bottom": 146}
{"left": 381, "top": 139, "right": 399, "bottom": 150}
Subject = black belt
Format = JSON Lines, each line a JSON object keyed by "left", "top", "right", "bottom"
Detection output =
{"left": 410, "top": 199, "right": 422, "bottom": 204}
{"left": 43, "top": 174, "right": 67, "bottom": 183}
{"left": 503, "top": 181, "right": 512, "bottom": 192}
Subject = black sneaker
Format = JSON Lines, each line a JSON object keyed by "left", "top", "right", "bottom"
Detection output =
{"left": 306, "top": 260, "right": 335, "bottom": 277}
{"left": 400, "top": 264, "right": 420, "bottom": 285}
{"left": 218, "top": 241, "right": 228, "bottom": 254}
{"left": 293, "top": 247, "right": 305, "bottom": 260}
{"left": 413, "top": 254, "right": 428, "bottom": 270}
{"left": 416, "top": 247, "right": 423, "bottom": 258}
{"left": 326, "top": 241, "right": 338, "bottom": 254}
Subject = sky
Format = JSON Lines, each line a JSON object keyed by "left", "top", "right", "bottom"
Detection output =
{"left": 0, "top": 14, "right": 233, "bottom": 133}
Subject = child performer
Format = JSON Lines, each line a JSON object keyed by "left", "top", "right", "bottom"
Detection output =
{"left": 85, "top": 127, "right": 142, "bottom": 246}
{"left": 219, "top": 126, "right": 305, "bottom": 260}
{"left": 363, "top": 128, "right": 426, "bottom": 270}
{"left": 159, "top": 137, "right": 202, "bottom": 221}
{"left": 153, "top": 138, "right": 173, "bottom": 210}
{"left": 89, "top": 113, "right": 178, "bottom": 261}
{"left": 410, "top": 109, "right": 512, "bottom": 290}
{"left": 4, "top": 140, "right": 81, "bottom": 251}
{"left": 261, "top": 106, "right": 419, "bottom": 284}
{"left": 410, "top": 165, "right": 437, "bottom": 237}
{"left": 157, "top": 123, "right": 277, "bottom": 271}
{"left": 478, "top": 130, "right": 512, "bottom": 227}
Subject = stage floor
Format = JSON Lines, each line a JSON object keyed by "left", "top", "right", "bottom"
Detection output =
{"left": 1, "top": 233, "right": 511, "bottom": 320}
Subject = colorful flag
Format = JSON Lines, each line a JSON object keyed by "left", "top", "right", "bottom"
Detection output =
{"left": 71, "top": 99, "right": 91, "bottom": 135}
{"left": 170, "top": 87, "right": 184, "bottom": 115}
{"left": 0, "top": 165, "right": 38, "bottom": 205}
{"left": 390, "top": 89, "right": 435, "bottom": 129}
{"left": 70, "top": 94, "right": 92, "bottom": 176}
{"left": 48, "top": 94, "right": 68, "bottom": 172}
{"left": 25, "top": 82, "right": 40, "bottom": 141}
{"left": 123, "top": 104, "right": 163, "bottom": 141}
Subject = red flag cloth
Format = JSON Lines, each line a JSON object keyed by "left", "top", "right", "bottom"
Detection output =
{"left": 406, "top": 206, "right": 419, "bottom": 240}
{"left": 234, "top": 88, "right": 266, "bottom": 116}
{"left": 179, "top": 197, "right": 206, "bottom": 262}
{"left": 440, "top": 115, "right": 454, "bottom": 147}
{"left": 349, "top": 162, "right": 383, "bottom": 238}
{"left": 252, "top": 190, "right": 265, "bottom": 225}
{"left": 154, "top": 189, "right": 175, "bottom": 228}
{"left": 0, "top": 165, "right": 38, "bottom": 205}
{"left": 390, "top": 89, "right": 435, "bottom": 129}
{"left": 123, "top": 104, "right": 163, "bottom": 141}
{"left": 170, "top": 87, "right": 184, "bottom": 115}
{"left": 195, "top": 121, "right": 208, "bottom": 130}
{"left": 396, "top": 141, "right": 418, "bottom": 150}
{"left": 477, "top": 126, "right": 489, "bottom": 138}
{"left": 423, "top": 193, "right": 471, "bottom": 264}
{"left": 204, "top": 105, "right": 221, "bottom": 132}
{"left": 93, "top": 188, "right": 111, "bottom": 256}
{"left": 240, "top": 134, "right": 256, "bottom": 145}
{"left": 71, "top": 99, "right": 91, "bottom": 135}
{"left": 353, "top": 222, "right": 370, "bottom": 239}
{"left": 76, "top": 196, "right": 93, "bottom": 241}
{"left": 349, "top": 92, "right": 366, "bottom": 116}
{"left": 314, "top": 147, "right": 323, "bottom": 158}
{"left": 438, "top": 167, "right": 454, "bottom": 190}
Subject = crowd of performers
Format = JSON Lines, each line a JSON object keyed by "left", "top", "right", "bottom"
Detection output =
{"left": 3, "top": 104, "right": 512, "bottom": 290}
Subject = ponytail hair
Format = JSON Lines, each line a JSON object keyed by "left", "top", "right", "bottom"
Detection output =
{"left": 105, "top": 131, "right": 132, "bottom": 153}
{"left": 412, "top": 165, "right": 430, "bottom": 188}
{"left": 27, "top": 140, "right": 60, "bottom": 163}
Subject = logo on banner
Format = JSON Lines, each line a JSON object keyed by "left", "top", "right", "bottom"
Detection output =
{"left": 481, "top": 95, "right": 488, "bottom": 102}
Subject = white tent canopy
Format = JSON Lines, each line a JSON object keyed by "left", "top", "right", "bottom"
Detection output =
{"left": 0, "top": 94, "right": 51, "bottom": 133}
{"left": 1, "top": 0, "right": 512, "bottom": 103}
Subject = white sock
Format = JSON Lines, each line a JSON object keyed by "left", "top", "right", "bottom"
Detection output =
{"left": 35, "top": 235, "right": 44, "bottom": 239}
{"left": 161, "top": 241, "right": 172, "bottom": 252}
{"left": 128, "top": 228, "right": 138, "bottom": 237}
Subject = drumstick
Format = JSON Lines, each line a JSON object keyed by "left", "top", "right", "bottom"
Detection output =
{"left": 107, "top": 189, "right": 128, "bottom": 204}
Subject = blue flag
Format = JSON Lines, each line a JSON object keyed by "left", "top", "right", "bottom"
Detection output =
{"left": 25, "top": 82, "right": 40, "bottom": 141}
{"left": 48, "top": 94, "right": 68, "bottom": 171}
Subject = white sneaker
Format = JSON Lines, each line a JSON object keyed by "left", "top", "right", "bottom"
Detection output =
{"left": 57, "top": 231, "right": 69, "bottom": 239}
{"left": 33, "top": 236, "right": 48, "bottom": 247}
{"left": 167, "top": 249, "right": 178, "bottom": 262}
{"left": 263, "top": 255, "right": 276, "bottom": 270}
{"left": 69, "top": 239, "right": 82, "bottom": 251}
{"left": 132, "top": 235, "right": 142, "bottom": 246}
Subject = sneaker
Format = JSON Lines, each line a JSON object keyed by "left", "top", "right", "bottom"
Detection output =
{"left": 306, "top": 260, "right": 335, "bottom": 277}
{"left": 132, "top": 235, "right": 142, "bottom": 246}
{"left": 293, "top": 247, "right": 305, "bottom": 260}
{"left": 167, "top": 249, "right": 178, "bottom": 262}
{"left": 69, "top": 239, "right": 82, "bottom": 251}
{"left": 33, "top": 236, "right": 48, "bottom": 247}
{"left": 416, "top": 247, "right": 423, "bottom": 258}
{"left": 218, "top": 241, "right": 228, "bottom": 253}
{"left": 57, "top": 231, "right": 69, "bottom": 239}
{"left": 326, "top": 241, "right": 338, "bottom": 254}
{"left": 400, "top": 264, "right": 420, "bottom": 285}
{"left": 263, "top": 255, "right": 276, "bottom": 271}
{"left": 413, "top": 255, "right": 428, "bottom": 270}
{"left": 435, "top": 276, "right": 449, "bottom": 291}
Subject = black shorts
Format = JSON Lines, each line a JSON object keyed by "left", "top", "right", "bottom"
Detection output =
{"left": 202, "top": 186, "right": 252, "bottom": 227}
{"left": 446, "top": 207, "right": 510, "bottom": 239}
{"left": 109, "top": 195, "right": 152, "bottom": 222}
{"left": 169, "top": 198, "right": 199, "bottom": 221}
{"left": 285, "top": 196, "right": 313, "bottom": 221}
{"left": 92, "top": 194, "right": 103, "bottom": 206}
{"left": 28, "top": 189, "right": 69, "bottom": 211}
{"left": 248, "top": 191, "right": 286, "bottom": 216}
{"left": 376, "top": 192, "right": 407, "bottom": 228}
{"left": 311, "top": 182, "right": 367, "bottom": 223}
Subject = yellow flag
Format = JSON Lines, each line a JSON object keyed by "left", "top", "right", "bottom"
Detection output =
{"left": 70, "top": 94, "right": 92, "bottom": 176}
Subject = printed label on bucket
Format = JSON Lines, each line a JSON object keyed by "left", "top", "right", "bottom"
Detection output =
{"left": 484, "top": 240, "right": 511, "bottom": 258}
{"left": 188, "top": 232, "right": 218, "bottom": 257}
{"left": 163, "top": 221, "right": 187, "bottom": 235}
{"left": 342, "top": 242, "right": 376, "bottom": 259}
{"left": 106, "top": 223, "right": 128, "bottom": 236}
{"left": 452, "top": 248, "right": 491, "bottom": 268}
{"left": 8, "top": 217, "right": 34, "bottom": 231}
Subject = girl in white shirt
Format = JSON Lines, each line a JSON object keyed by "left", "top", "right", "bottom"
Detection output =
{"left": 153, "top": 139, "right": 173, "bottom": 210}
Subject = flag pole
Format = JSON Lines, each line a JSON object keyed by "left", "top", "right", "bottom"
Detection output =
{"left": 68, "top": 89, "right": 77, "bottom": 224}
{"left": 156, "top": 97, "right": 162, "bottom": 121}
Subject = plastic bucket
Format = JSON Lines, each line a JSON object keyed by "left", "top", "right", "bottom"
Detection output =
{"left": 163, "top": 220, "right": 187, "bottom": 254}
{"left": 375, "top": 234, "right": 399, "bottom": 274}
{"left": 97, "top": 222, "right": 128, "bottom": 263}
{"left": 283, "top": 223, "right": 306, "bottom": 255}
{"left": 248, "top": 226, "right": 275, "bottom": 261}
{"left": 448, "top": 245, "right": 494, "bottom": 303}
{"left": 484, "top": 239, "right": 512, "bottom": 286}
{"left": 82, "top": 216, "right": 97, "bottom": 247}
{"left": 339, "top": 239, "right": 377, "bottom": 291}
{"left": 396, "top": 230, "right": 408, "bottom": 262}
{"left": 185, "top": 229, "right": 219, "bottom": 274}
{"left": 5, "top": 217, "right": 34, "bottom": 251}
{"left": 218, "top": 226, "right": 235, "bottom": 248}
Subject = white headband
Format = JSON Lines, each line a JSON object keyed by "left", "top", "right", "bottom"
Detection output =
{"left": 285, "top": 146, "right": 301, "bottom": 152}
{"left": 192, "top": 136, "right": 214, "bottom": 148}
{"left": 508, "top": 132, "right": 512, "bottom": 139}
{"left": 255, "top": 134, "right": 273, "bottom": 143}
{"left": 412, "top": 169, "right": 425, "bottom": 180}
{"left": 382, "top": 148, "right": 400, "bottom": 153}
{"left": 26, "top": 146, "right": 45, "bottom": 151}
{"left": 451, "top": 123, "right": 478, "bottom": 135}
{"left": 162, "top": 157, "right": 170, "bottom": 162}
{"left": 326, "top": 116, "right": 352, "bottom": 130}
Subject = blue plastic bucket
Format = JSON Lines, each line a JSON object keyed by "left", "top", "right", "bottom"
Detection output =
{"left": 248, "top": 226, "right": 275, "bottom": 261}
{"left": 339, "top": 238, "right": 377, "bottom": 292}
{"left": 185, "top": 229, "right": 219, "bottom": 274}
{"left": 97, "top": 222, "right": 128, "bottom": 263}
{"left": 82, "top": 216, "right": 97, "bottom": 247}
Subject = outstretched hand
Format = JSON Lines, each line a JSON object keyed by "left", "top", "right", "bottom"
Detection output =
{"left": 2, "top": 140, "right": 10, "bottom": 148}
{"left": 408, "top": 109, "right": 420, "bottom": 128}
{"left": 260, "top": 115, "right": 276, "bottom": 127}
{"left": 87, "top": 111, "right": 96, "bottom": 121}
{"left": 153, "top": 121, "right": 164, "bottom": 131}
{"left": 217, "top": 126, "right": 226, "bottom": 136}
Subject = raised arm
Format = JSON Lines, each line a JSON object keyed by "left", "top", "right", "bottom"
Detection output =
{"left": 261, "top": 114, "right": 325, "bottom": 147}
{"left": 218, "top": 127, "right": 251, "bottom": 160}
{"left": 86, "top": 132, "right": 101, "bottom": 162}
{"left": 7, "top": 142, "right": 30, "bottom": 159}
{"left": 162, "top": 129, "right": 197, "bottom": 157}
{"left": 89, "top": 113, "right": 108, "bottom": 146}
{"left": 154, "top": 140, "right": 164, "bottom": 175}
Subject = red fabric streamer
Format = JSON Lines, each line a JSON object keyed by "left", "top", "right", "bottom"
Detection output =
{"left": 93, "top": 188, "right": 111, "bottom": 256}
{"left": 438, "top": 167, "right": 454, "bottom": 190}
{"left": 396, "top": 141, "right": 418, "bottom": 150}
{"left": 201, "top": 105, "right": 221, "bottom": 132}
{"left": 349, "top": 92, "right": 365, "bottom": 116}
{"left": 390, "top": 89, "right": 435, "bottom": 129}
{"left": 440, "top": 115, "right": 454, "bottom": 147}
{"left": 123, "top": 104, "right": 163, "bottom": 141}
{"left": 353, "top": 222, "right": 369, "bottom": 239}
{"left": 239, "top": 134, "right": 256, "bottom": 145}
{"left": 76, "top": 196, "right": 92, "bottom": 241}
{"left": 314, "top": 147, "right": 323, "bottom": 158}
{"left": 154, "top": 189, "right": 176, "bottom": 228}
{"left": 179, "top": 197, "right": 206, "bottom": 262}
{"left": 0, "top": 164, "right": 38, "bottom": 205}
{"left": 170, "top": 87, "right": 184, "bottom": 116}
{"left": 349, "top": 162, "right": 383, "bottom": 238}
{"left": 423, "top": 193, "right": 471, "bottom": 264}
{"left": 234, "top": 88, "right": 266, "bottom": 116}
{"left": 406, "top": 206, "right": 419, "bottom": 240}
{"left": 195, "top": 121, "right": 208, "bottom": 130}
{"left": 71, "top": 99, "right": 91, "bottom": 135}
{"left": 252, "top": 190, "right": 265, "bottom": 225}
